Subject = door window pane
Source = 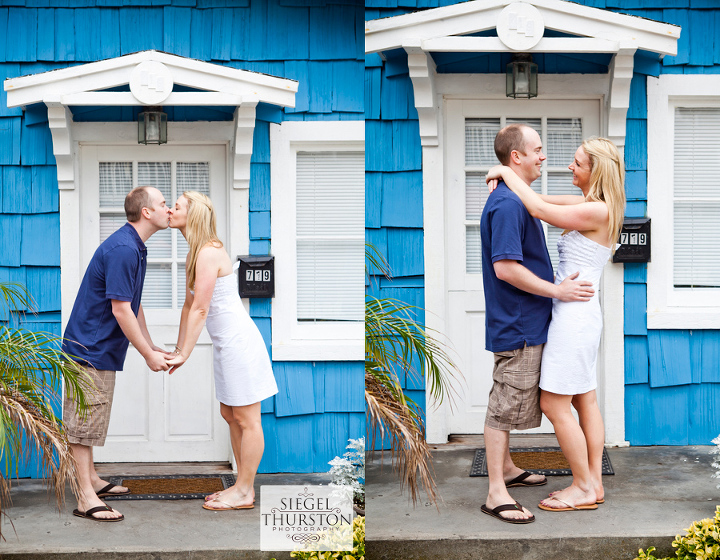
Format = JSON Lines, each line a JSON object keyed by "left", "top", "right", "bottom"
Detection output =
{"left": 98, "top": 160, "right": 210, "bottom": 309}
{"left": 465, "top": 119, "right": 500, "bottom": 167}
{"left": 464, "top": 117, "right": 583, "bottom": 274}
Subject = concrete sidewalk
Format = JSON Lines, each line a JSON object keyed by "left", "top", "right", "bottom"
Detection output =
{"left": 366, "top": 436, "right": 720, "bottom": 560}
{"left": 0, "top": 463, "right": 333, "bottom": 560}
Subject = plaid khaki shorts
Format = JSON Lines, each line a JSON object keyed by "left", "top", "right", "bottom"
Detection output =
{"left": 485, "top": 344, "right": 543, "bottom": 431}
{"left": 63, "top": 365, "right": 116, "bottom": 447}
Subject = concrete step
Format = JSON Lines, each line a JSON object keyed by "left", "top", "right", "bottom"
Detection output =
{"left": 1, "top": 472, "right": 332, "bottom": 560}
{"left": 366, "top": 440, "right": 720, "bottom": 560}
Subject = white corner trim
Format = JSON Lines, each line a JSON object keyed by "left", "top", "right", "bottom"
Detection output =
{"left": 404, "top": 43, "right": 439, "bottom": 147}
{"left": 270, "top": 120, "right": 364, "bottom": 362}
{"left": 365, "top": 0, "right": 679, "bottom": 56}
{"left": 232, "top": 99, "right": 259, "bottom": 190}
{"left": 606, "top": 48, "right": 636, "bottom": 149}
{"left": 5, "top": 50, "right": 297, "bottom": 109}
{"left": 600, "top": 261, "right": 626, "bottom": 445}
{"left": 45, "top": 102, "right": 75, "bottom": 190}
{"left": 646, "top": 74, "right": 720, "bottom": 329}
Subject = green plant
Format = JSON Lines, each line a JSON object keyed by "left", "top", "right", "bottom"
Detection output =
{"left": 635, "top": 506, "right": 720, "bottom": 560}
{"left": 288, "top": 515, "right": 365, "bottom": 560}
{"left": 0, "top": 282, "right": 94, "bottom": 539}
{"left": 365, "top": 245, "right": 460, "bottom": 505}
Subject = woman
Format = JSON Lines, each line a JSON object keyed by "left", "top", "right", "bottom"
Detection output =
{"left": 486, "top": 137, "right": 625, "bottom": 512}
{"left": 166, "top": 191, "right": 278, "bottom": 511}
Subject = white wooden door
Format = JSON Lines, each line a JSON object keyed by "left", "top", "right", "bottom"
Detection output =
{"left": 445, "top": 100, "right": 600, "bottom": 434}
{"left": 79, "top": 145, "right": 230, "bottom": 462}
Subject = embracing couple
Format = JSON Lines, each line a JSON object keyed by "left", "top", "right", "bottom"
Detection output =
{"left": 480, "top": 124, "right": 625, "bottom": 523}
{"left": 62, "top": 187, "right": 278, "bottom": 522}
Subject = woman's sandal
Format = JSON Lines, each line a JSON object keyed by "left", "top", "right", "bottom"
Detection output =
{"left": 548, "top": 489, "right": 604, "bottom": 504}
{"left": 538, "top": 497, "right": 598, "bottom": 512}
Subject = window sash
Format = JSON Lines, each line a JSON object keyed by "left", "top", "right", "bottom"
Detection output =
{"left": 295, "top": 151, "right": 364, "bottom": 322}
{"left": 672, "top": 108, "right": 720, "bottom": 289}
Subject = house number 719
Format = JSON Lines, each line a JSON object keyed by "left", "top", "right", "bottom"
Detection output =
{"left": 246, "top": 270, "right": 271, "bottom": 282}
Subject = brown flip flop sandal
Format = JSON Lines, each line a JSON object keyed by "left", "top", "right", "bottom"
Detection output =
{"left": 73, "top": 505, "right": 124, "bottom": 522}
{"left": 96, "top": 483, "right": 130, "bottom": 498}
{"left": 481, "top": 502, "right": 535, "bottom": 524}
{"left": 506, "top": 471, "right": 547, "bottom": 488}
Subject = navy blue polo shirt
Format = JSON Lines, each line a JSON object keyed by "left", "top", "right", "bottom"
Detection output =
{"left": 63, "top": 223, "right": 147, "bottom": 371}
{"left": 480, "top": 182, "right": 554, "bottom": 352}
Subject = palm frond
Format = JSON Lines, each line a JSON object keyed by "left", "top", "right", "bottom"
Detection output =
{"left": 0, "top": 283, "right": 96, "bottom": 540}
{"left": 365, "top": 292, "right": 463, "bottom": 506}
{"left": 365, "top": 296, "right": 460, "bottom": 409}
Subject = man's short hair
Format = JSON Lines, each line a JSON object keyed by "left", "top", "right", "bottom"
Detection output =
{"left": 494, "top": 124, "right": 531, "bottom": 165}
{"left": 125, "top": 186, "right": 152, "bottom": 222}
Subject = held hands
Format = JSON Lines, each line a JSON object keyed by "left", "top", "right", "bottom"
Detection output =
{"left": 555, "top": 272, "right": 595, "bottom": 302}
{"left": 145, "top": 350, "right": 170, "bottom": 372}
{"left": 165, "top": 349, "right": 187, "bottom": 375}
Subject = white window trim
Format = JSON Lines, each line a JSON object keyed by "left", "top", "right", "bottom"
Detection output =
{"left": 647, "top": 74, "right": 720, "bottom": 329}
{"left": 270, "top": 120, "right": 364, "bottom": 361}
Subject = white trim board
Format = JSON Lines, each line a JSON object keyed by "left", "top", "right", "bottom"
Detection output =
{"left": 416, "top": 74, "right": 627, "bottom": 446}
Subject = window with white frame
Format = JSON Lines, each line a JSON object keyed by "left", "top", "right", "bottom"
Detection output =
{"left": 270, "top": 121, "right": 364, "bottom": 361}
{"left": 647, "top": 74, "right": 720, "bottom": 328}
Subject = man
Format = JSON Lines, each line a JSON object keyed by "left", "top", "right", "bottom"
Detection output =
{"left": 480, "top": 124, "right": 594, "bottom": 523}
{"left": 62, "top": 186, "right": 171, "bottom": 522}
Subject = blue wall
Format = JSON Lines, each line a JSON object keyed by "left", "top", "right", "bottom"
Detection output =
{"left": 366, "top": 0, "right": 720, "bottom": 447}
{"left": 1, "top": 0, "right": 364, "bottom": 477}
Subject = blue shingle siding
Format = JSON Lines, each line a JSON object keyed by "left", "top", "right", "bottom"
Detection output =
{"left": 2, "top": 0, "right": 363, "bottom": 477}
{"left": 366, "top": 0, "right": 720, "bottom": 448}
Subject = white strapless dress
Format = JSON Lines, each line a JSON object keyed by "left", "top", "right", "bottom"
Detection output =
{"left": 539, "top": 230, "right": 611, "bottom": 395}
{"left": 204, "top": 274, "right": 278, "bottom": 407}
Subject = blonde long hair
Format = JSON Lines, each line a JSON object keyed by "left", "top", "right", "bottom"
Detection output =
{"left": 183, "top": 191, "right": 223, "bottom": 290}
{"left": 580, "top": 137, "right": 626, "bottom": 250}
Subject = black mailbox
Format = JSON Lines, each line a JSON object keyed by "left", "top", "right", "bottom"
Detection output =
{"left": 612, "top": 218, "right": 651, "bottom": 263}
{"left": 237, "top": 255, "right": 274, "bottom": 298}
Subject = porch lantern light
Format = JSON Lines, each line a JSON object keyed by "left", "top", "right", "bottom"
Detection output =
{"left": 138, "top": 106, "right": 167, "bottom": 145}
{"left": 506, "top": 54, "right": 538, "bottom": 99}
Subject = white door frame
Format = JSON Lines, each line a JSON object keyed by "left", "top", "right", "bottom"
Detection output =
{"left": 66, "top": 124, "right": 238, "bottom": 463}
{"left": 422, "top": 72, "right": 627, "bottom": 445}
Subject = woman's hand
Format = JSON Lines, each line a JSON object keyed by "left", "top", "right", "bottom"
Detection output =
{"left": 486, "top": 165, "right": 507, "bottom": 193}
{"left": 165, "top": 351, "right": 187, "bottom": 375}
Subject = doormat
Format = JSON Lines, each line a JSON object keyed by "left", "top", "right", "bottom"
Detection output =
{"left": 102, "top": 474, "right": 236, "bottom": 500}
{"left": 469, "top": 447, "right": 614, "bottom": 477}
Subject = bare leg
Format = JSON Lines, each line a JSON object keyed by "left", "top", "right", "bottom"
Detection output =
{"left": 573, "top": 391, "right": 605, "bottom": 501}
{"left": 539, "top": 391, "right": 596, "bottom": 509}
{"left": 204, "top": 402, "right": 263, "bottom": 509}
{"left": 484, "top": 426, "right": 533, "bottom": 521}
{"left": 205, "top": 414, "right": 243, "bottom": 501}
{"left": 85, "top": 447, "right": 129, "bottom": 496}
{"left": 70, "top": 443, "right": 123, "bottom": 520}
